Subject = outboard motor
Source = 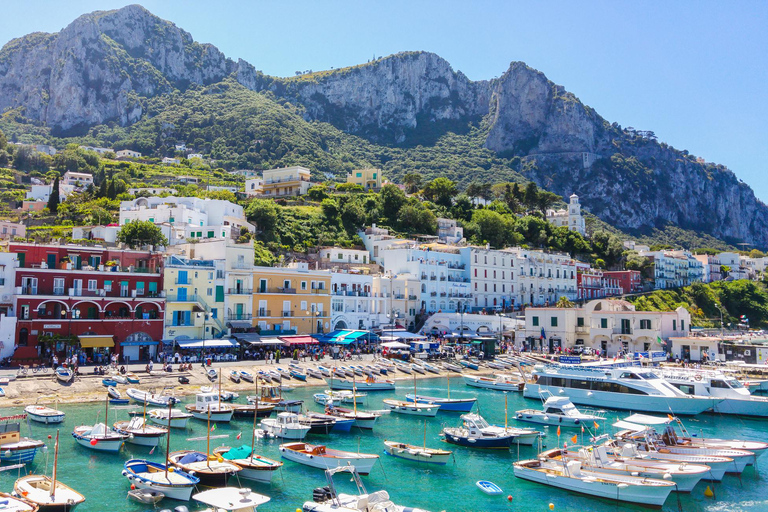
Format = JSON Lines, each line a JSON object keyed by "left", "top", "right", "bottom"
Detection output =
{"left": 312, "top": 486, "right": 333, "bottom": 503}
{"left": 173, "top": 507, "right": 190, "bottom": 512}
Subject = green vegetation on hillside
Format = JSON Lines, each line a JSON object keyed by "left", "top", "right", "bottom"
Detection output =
{"left": 627, "top": 281, "right": 768, "bottom": 328}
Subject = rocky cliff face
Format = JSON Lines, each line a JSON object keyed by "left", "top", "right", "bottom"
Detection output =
{"left": 1, "top": 5, "right": 766, "bottom": 247}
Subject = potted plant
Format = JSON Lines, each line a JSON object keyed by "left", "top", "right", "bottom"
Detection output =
{"left": 59, "top": 256, "right": 70, "bottom": 270}
{"left": 105, "top": 260, "right": 118, "bottom": 271}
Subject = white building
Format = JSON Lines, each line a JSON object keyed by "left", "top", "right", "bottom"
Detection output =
{"left": 437, "top": 218, "right": 464, "bottom": 244}
{"left": 175, "top": 144, "right": 187, "bottom": 152}
{"left": 62, "top": 171, "right": 93, "bottom": 188}
{"left": 319, "top": 248, "right": 371, "bottom": 266}
{"left": 422, "top": 311, "right": 521, "bottom": 338}
{"left": 505, "top": 247, "right": 577, "bottom": 306}
{"left": 229, "top": 170, "right": 260, "bottom": 178}
{"left": 640, "top": 249, "right": 705, "bottom": 289}
{"left": 78, "top": 145, "right": 111, "bottom": 155}
{"left": 469, "top": 246, "right": 518, "bottom": 311}
{"left": 162, "top": 157, "right": 181, "bottom": 165}
{"left": 330, "top": 271, "right": 383, "bottom": 331}
{"left": 0, "top": 252, "right": 17, "bottom": 360}
{"left": 523, "top": 299, "right": 690, "bottom": 356}
{"left": 119, "top": 196, "right": 255, "bottom": 246}
{"left": 371, "top": 273, "right": 421, "bottom": 330}
{"left": 187, "top": 153, "right": 203, "bottom": 160}
{"left": 244, "top": 178, "right": 264, "bottom": 197}
{"left": 71, "top": 225, "right": 119, "bottom": 244}
{"left": 546, "top": 194, "right": 586, "bottom": 235}
{"left": 260, "top": 166, "right": 312, "bottom": 197}
{"left": 0, "top": 221, "right": 26, "bottom": 240}
{"left": 26, "top": 184, "right": 52, "bottom": 202}
{"left": 128, "top": 187, "right": 176, "bottom": 196}
{"left": 116, "top": 149, "right": 142, "bottom": 158}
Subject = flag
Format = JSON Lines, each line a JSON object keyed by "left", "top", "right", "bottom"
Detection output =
{"left": 667, "top": 414, "right": 675, "bottom": 421}
{"left": 571, "top": 434, "right": 578, "bottom": 444}
{"left": 149, "top": 446, "right": 155, "bottom": 455}
{"left": 556, "top": 426, "right": 560, "bottom": 437}
{"left": 236, "top": 432, "right": 242, "bottom": 440}
{"left": 593, "top": 421, "right": 599, "bottom": 429}
{"left": 540, "top": 327, "right": 546, "bottom": 340}
{"left": 210, "top": 424, "right": 217, "bottom": 433}
{"left": 656, "top": 336, "right": 664, "bottom": 345}
{"left": 581, "top": 425, "right": 584, "bottom": 433}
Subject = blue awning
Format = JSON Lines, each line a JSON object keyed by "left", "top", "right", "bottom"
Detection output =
{"left": 175, "top": 339, "right": 239, "bottom": 349}
{"left": 121, "top": 341, "right": 159, "bottom": 346}
{"left": 315, "top": 330, "right": 379, "bottom": 345}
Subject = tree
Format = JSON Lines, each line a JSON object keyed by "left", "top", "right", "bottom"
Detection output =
{"left": 245, "top": 199, "right": 280, "bottom": 235}
{"left": 422, "top": 177, "right": 458, "bottom": 208}
{"left": 320, "top": 198, "right": 340, "bottom": 221}
{"left": 378, "top": 184, "right": 407, "bottom": 220}
{"left": 106, "top": 180, "right": 117, "bottom": 200}
{"left": 523, "top": 182, "right": 539, "bottom": 210}
{"left": 116, "top": 221, "right": 168, "bottom": 248}
{"left": 47, "top": 177, "right": 60, "bottom": 213}
{"left": 335, "top": 183, "right": 364, "bottom": 193}
{"left": 467, "top": 209, "right": 519, "bottom": 249}
{"left": 537, "top": 190, "right": 561, "bottom": 215}
{"left": 397, "top": 201, "right": 437, "bottom": 234}
{"left": 307, "top": 185, "right": 330, "bottom": 201}
{"left": 555, "top": 296, "right": 575, "bottom": 308}
{"left": 402, "top": 173, "right": 423, "bottom": 194}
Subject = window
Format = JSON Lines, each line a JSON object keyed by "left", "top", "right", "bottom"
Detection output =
{"left": 672, "top": 320, "right": 677, "bottom": 331}
{"left": 208, "top": 272, "right": 213, "bottom": 280}
{"left": 136, "top": 282, "right": 145, "bottom": 295}
{"left": 301, "top": 281, "right": 307, "bottom": 290}
{"left": 88, "top": 279, "right": 97, "bottom": 291}
{"left": 207, "top": 231, "right": 214, "bottom": 238}
{"left": 577, "top": 317, "right": 584, "bottom": 327}
{"left": 640, "top": 319, "right": 651, "bottom": 330}
{"left": 356, "top": 172, "right": 362, "bottom": 178}
{"left": 600, "top": 318, "right": 608, "bottom": 329}
{"left": 551, "top": 317, "right": 558, "bottom": 327}
{"left": 207, "top": 288, "right": 213, "bottom": 296}
{"left": 104, "top": 280, "right": 112, "bottom": 292}
{"left": 532, "top": 316, "right": 539, "bottom": 327}
{"left": 53, "top": 278, "right": 65, "bottom": 296}
{"left": 283, "top": 280, "right": 291, "bottom": 289}
{"left": 681, "top": 320, "right": 685, "bottom": 331}
{"left": 301, "top": 301, "right": 307, "bottom": 310}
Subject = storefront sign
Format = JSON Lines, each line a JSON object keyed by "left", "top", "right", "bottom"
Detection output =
{"left": 43, "top": 324, "right": 61, "bottom": 329}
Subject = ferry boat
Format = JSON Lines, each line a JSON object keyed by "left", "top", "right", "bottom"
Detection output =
{"left": 523, "top": 364, "right": 719, "bottom": 415}
{"left": 657, "top": 368, "right": 768, "bottom": 417}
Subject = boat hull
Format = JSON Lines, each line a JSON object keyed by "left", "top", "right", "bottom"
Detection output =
{"left": 442, "top": 431, "right": 515, "bottom": 449}
{"left": 148, "top": 415, "right": 190, "bottom": 429}
{"left": 513, "top": 465, "right": 673, "bottom": 507}
{"left": 523, "top": 383, "right": 716, "bottom": 415}
{"left": 0, "top": 445, "right": 40, "bottom": 464}
{"left": 279, "top": 446, "right": 378, "bottom": 475}
{"left": 515, "top": 411, "right": 602, "bottom": 428}
{"left": 73, "top": 436, "right": 124, "bottom": 452}
{"left": 187, "top": 409, "right": 233, "bottom": 422}
{"left": 405, "top": 394, "right": 476, "bottom": 412}
{"left": 382, "top": 400, "right": 438, "bottom": 417}
{"left": 384, "top": 442, "right": 451, "bottom": 465}
{"left": 123, "top": 460, "right": 198, "bottom": 501}
{"left": 124, "top": 433, "right": 164, "bottom": 447}
{"left": 464, "top": 376, "right": 522, "bottom": 392}
{"left": 25, "top": 408, "right": 65, "bottom": 425}
{"left": 711, "top": 397, "right": 768, "bottom": 417}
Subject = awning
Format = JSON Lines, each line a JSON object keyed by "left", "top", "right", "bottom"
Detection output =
{"left": 612, "top": 420, "right": 649, "bottom": 432}
{"left": 624, "top": 413, "right": 673, "bottom": 425}
{"left": 232, "top": 333, "right": 261, "bottom": 343}
{"left": 316, "top": 330, "right": 380, "bottom": 345}
{"left": 381, "top": 341, "right": 410, "bottom": 349}
{"left": 79, "top": 335, "right": 114, "bottom": 348}
{"left": 249, "top": 337, "right": 284, "bottom": 346}
{"left": 175, "top": 339, "right": 239, "bottom": 349}
{"left": 383, "top": 330, "right": 426, "bottom": 340}
{"left": 121, "top": 341, "right": 159, "bottom": 346}
{"left": 228, "top": 320, "right": 252, "bottom": 328}
{"left": 280, "top": 335, "right": 318, "bottom": 345}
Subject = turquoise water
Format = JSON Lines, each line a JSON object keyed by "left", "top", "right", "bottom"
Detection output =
{"left": 1, "top": 379, "right": 767, "bottom": 512}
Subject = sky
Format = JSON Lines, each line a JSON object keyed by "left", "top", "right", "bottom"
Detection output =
{"left": 1, "top": 1, "right": 766, "bottom": 201}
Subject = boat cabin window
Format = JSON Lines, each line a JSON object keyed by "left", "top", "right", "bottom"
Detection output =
{"left": 536, "top": 376, "right": 647, "bottom": 394}
{"left": 470, "top": 417, "right": 489, "bottom": 429}
{"left": 636, "top": 372, "right": 659, "bottom": 380}
{"left": 710, "top": 380, "right": 731, "bottom": 389}
{"left": 672, "top": 383, "right": 695, "bottom": 395}
{"left": 546, "top": 408, "right": 564, "bottom": 415}
{"left": 726, "top": 379, "right": 743, "bottom": 389}
{"left": 570, "top": 379, "right": 591, "bottom": 390}
{"left": 619, "top": 372, "right": 640, "bottom": 379}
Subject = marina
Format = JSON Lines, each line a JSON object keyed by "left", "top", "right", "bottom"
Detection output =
{"left": 0, "top": 374, "right": 767, "bottom": 511}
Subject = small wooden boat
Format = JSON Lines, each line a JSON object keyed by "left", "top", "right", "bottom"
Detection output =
{"left": 276, "top": 367, "right": 292, "bottom": 380}
{"left": 463, "top": 374, "right": 524, "bottom": 392}
{"left": 394, "top": 362, "right": 412, "bottom": 374}
{"left": 126, "top": 388, "right": 177, "bottom": 407}
{"left": 260, "top": 412, "right": 310, "bottom": 440}
{"left": 192, "top": 487, "right": 270, "bottom": 512}
{"left": 207, "top": 368, "right": 218, "bottom": 381}
{"left": 185, "top": 393, "right": 234, "bottom": 422}
{"left": 410, "top": 363, "right": 426, "bottom": 375}
{"left": 384, "top": 441, "right": 452, "bottom": 465}
{"left": 0, "top": 415, "right": 44, "bottom": 464}
{"left": 230, "top": 403, "right": 274, "bottom": 419}
{"left": 240, "top": 371, "right": 255, "bottom": 383}
{"left": 127, "top": 488, "right": 164, "bottom": 504}
{"left": 405, "top": 394, "right": 477, "bottom": 412}
{"left": 168, "top": 450, "right": 241, "bottom": 487}
{"left": 229, "top": 370, "right": 241, "bottom": 384}
{"left": 325, "top": 377, "right": 395, "bottom": 391}
{"left": 24, "top": 405, "right": 65, "bottom": 424}
{"left": 476, "top": 480, "right": 503, "bottom": 495}
{"left": 145, "top": 408, "right": 193, "bottom": 429}
{"left": 125, "top": 373, "right": 140, "bottom": 384}
{"left": 442, "top": 362, "right": 462, "bottom": 372}
{"left": 113, "top": 417, "right": 167, "bottom": 447}
{"left": 280, "top": 442, "right": 379, "bottom": 474}
{"left": 458, "top": 360, "right": 479, "bottom": 371}
{"left": 316, "top": 366, "right": 331, "bottom": 377}
{"left": 306, "top": 368, "right": 323, "bottom": 379}
{"left": 54, "top": 368, "right": 73, "bottom": 384}
{"left": 289, "top": 368, "right": 307, "bottom": 381}
{"left": 212, "top": 446, "right": 283, "bottom": 483}
{"left": 382, "top": 399, "right": 438, "bottom": 417}
{"left": 0, "top": 492, "right": 38, "bottom": 511}
{"left": 296, "top": 413, "right": 336, "bottom": 435}
{"left": 72, "top": 423, "right": 128, "bottom": 452}
{"left": 123, "top": 458, "right": 199, "bottom": 501}
{"left": 107, "top": 387, "right": 129, "bottom": 405}
{"left": 325, "top": 406, "right": 379, "bottom": 430}
{"left": 101, "top": 378, "right": 118, "bottom": 387}
{"left": 110, "top": 374, "right": 128, "bottom": 385}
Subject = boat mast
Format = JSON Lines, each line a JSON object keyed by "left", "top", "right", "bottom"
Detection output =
{"left": 164, "top": 401, "right": 172, "bottom": 478}
{"left": 50, "top": 430, "right": 59, "bottom": 500}
{"left": 423, "top": 419, "right": 427, "bottom": 450}
{"left": 104, "top": 393, "right": 109, "bottom": 433}
{"left": 353, "top": 374, "right": 357, "bottom": 416}
{"left": 504, "top": 391, "right": 508, "bottom": 430}
{"left": 250, "top": 378, "right": 259, "bottom": 459}
{"left": 206, "top": 407, "right": 211, "bottom": 468}
{"left": 447, "top": 371, "right": 450, "bottom": 399}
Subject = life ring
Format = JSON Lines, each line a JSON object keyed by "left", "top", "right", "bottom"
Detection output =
{"left": 694, "top": 374, "right": 702, "bottom": 382}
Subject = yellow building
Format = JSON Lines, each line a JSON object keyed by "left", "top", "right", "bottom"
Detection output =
{"left": 346, "top": 168, "right": 382, "bottom": 191}
{"left": 163, "top": 255, "right": 226, "bottom": 342}
{"left": 252, "top": 263, "right": 331, "bottom": 335}
{"left": 260, "top": 166, "right": 312, "bottom": 197}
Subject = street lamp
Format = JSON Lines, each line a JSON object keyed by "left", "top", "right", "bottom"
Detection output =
{"left": 306, "top": 310, "right": 321, "bottom": 335}
{"left": 457, "top": 301, "right": 466, "bottom": 341}
{"left": 386, "top": 311, "right": 399, "bottom": 342}
{"left": 199, "top": 311, "right": 210, "bottom": 367}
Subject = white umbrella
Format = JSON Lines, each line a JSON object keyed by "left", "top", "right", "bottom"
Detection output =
{"left": 381, "top": 341, "right": 411, "bottom": 349}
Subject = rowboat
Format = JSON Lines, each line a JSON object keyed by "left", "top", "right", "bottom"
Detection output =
{"left": 24, "top": 405, "right": 65, "bottom": 424}
{"left": 410, "top": 364, "right": 426, "bottom": 375}
{"left": 442, "top": 362, "right": 462, "bottom": 372}
{"left": 458, "top": 360, "right": 479, "bottom": 371}
{"left": 476, "top": 481, "right": 503, "bottom": 495}
{"left": 230, "top": 403, "right": 274, "bottom": 419}
{"left": 325, "top": 377, "right": 395, "bottom": 391}
{"left": 0, "top": 492, "right": 38, "bottom": 511}
{"left": 306, "top": 368, "right": 324, "bottom": 379}
{"left": 126, "top": 388, "right": 177, "bottom": 407}
{"left": 289, "top": 368, "right": 307, "bottom": 381}
{"left": 192, "top": 487, "right": 270, "bottom": 512}
{"left": 72, "top": 423, "right": 128, "bottom": 452}
{"left": 280, "top": 442, "right": 379, "bottom": 475}
{"left": 0, "top": 415, "right": 44, "bottom": 464}
{"left": 324, "top": 406, "right": 379, "bottom": 430}
{"left": 260, "top": 412, "right": 311, "bottom": 440}
{"left": 127, "top": 488, "right": 164, "bottom": 505}
{"left": 463, "top": 374, "right": 524, "bottom": 392}
{"left": 240, "top": 371, "right": 255, "bottom": 383}
{"left": 146, "top": 408, "right": 192, "bottom": 429}
{"left": 384, "top": 441, "right": 452, "bottom": 465}
{"left": 168, "top": 450, "right": 241, "bottom": 487}
{"left": 513, "top": 458, "right": 675, "bottom": 507}
{"left": 101, "top": 378, "right": 118, "bottom": 387}
{"left": 316, "top": 366, "right": 332, "bottom": 377}
{"left": 422, "top": 363, "right": 441, "bottom": 374}
{"left": 382, "top": 399, "right": 438, "bottom": 417}
{"left": 123, "top": 459, "right": 199, "bottom": 501}
{"left": 206, "top": 368, "right": 218, "bottom": 381}
{"left": 110, "top": 374, "right": 127, "bottom": 385}
{"left": 213, "top": 446, "right": 283, "bottom": 483}
{"left": 125, "top": 373, "right": 140, "bottom": 384}
{"left": 113, "top": 417, "right": 167, "bottom": 447}
{"left": 405, "top": 394, "right": 476, "bottom": 412}
{"left": 308, "top": 411, "right": 354, "bottom": 433}
{"left": 107, "top": 387, "right": 129, "bottom": 405}
{"left": 276, "top": 367, "right": 292, "bottom": 380}
{"left": 55, "top": 368, "right": 73, "bottom": 384}
{"left": 229, "top": 370, "right": 241, "bottom": 383}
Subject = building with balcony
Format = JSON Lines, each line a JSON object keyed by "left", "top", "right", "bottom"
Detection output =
{"left": 0, "top": 253, "right": 18, "bottom": 361}
{"left": 523, "top": 299, "right": 689, "bottom": 356}
{"left": 641, "top": 249, "right": 704, "bottom": 289}
{"left": 469, "top": 247, "right": 518, "bottom": 311}
{"left": 437, "top": 218, "right": 464, "bottom": 244}
{"left": 330, "top": 271, "right": 384, "bottom": 331}
{"left": 602, "top": 270, "right": 643, "bottom": 294}
{"left": 116, "top": 149, "right": 142, "bottom": 159}
{"left": 0, "top": 221, "right": 25, "bottom": 240}
{"left": 503, "top": 247, "right": 577, "bottom": 306}
{"left": 346, "top": 168, "right": 382, "bottom": 191}
{"left": 371, "top": 273, "right": 421, "bottom": 330}
{"left": 163, "top": 255, "right": 226, "bottom": 344}
{"left": 244, "top": 178, "right": 264, "bottom": 197}
{"left": 62, "top": 171, "right": 94, "bottom": 188}
{"left": 545, "top": 194, "right": 585, "bottom": 235}
{"left": 118, "top": 196, "right": 255, "bottom": 246}
{"left": 10, "top": 243, "right": 165, "bottom": 362}
{"left": 252, "top": 263, "right": 331, "bottom": 335}
{"left": 260, "top": 166, "right": 312, "bottom": 197}
{"left": 173, "top": 239, "right": 255, "bottom": 331}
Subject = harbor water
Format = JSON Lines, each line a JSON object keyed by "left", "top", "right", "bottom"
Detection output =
{"left": 2, "top": 377, "right": 767, "bottom": 512}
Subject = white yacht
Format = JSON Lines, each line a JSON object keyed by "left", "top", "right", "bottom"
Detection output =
{"left": 524, "top": 364, "right": 719, "bottom": 415}
{"left": 515, "top": 392, "right": 605, "bottom": 428}
{"left": 657, "top": 368, "right": 768, "bottom": 417}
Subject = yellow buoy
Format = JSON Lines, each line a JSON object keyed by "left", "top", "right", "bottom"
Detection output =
{"left": 168, "top": 467, "right": 175, "bottom": 472}
{"left": 549, "top": 504, "right": 555, "bottom": 510}
{"left": 704, "top": 486, "right": 714, "bottom": 498}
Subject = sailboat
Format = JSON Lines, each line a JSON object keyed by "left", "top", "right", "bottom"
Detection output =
{"left": 123, "top": 402, "right": 200, "bottom": 501}
{"left": 113, "top": 399, "right": 168, "bottom": 447}
{"left": 72, "top": 396, "right": 129, "bottom": 452}
{"left": 15, "top": 430, "right": 86, "bottom": 512}
{"left": 382, "top": 374, "right": 438, "bottom": 417}
{"left": 0, "top": 492, "right": 38, "bottom": 512}
{"left": 213, "top": 379, "right": 284, "bottom": 483}
{"left": 405, "top": 372, "right": 477, "bottom": 412}
{"left": 384, "top": 419, "right": 453, "bottom": 465}
{"left": 322, "top": 374, "right": 379, "bottom": 430}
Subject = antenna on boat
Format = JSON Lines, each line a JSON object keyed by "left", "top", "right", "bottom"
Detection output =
{"left": 504, "top": 391, "right": 508, "bottom": 430}
{"left": 164, "top": 400, "right": 172, "bottom": 479}
{"left": 51, "top": 429, "right": 59, "bottom": 500}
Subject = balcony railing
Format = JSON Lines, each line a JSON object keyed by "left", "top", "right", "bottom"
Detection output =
{"left": 613, "top": 327, "right": 633, "bottom": 335}
{"left": 227, "top": 288, "right": 253, "bottom": 295}
{"left": 226, "top": 314, "right": 253, "bottom": 321}
{"left": 256, "top": 309, "right": 271, "bottom": 317}
{"left": 311, "top": 288, "right": 328, "bottom": 294}
{"left": 282, "top": 311, "right": 294, "bottom": 317}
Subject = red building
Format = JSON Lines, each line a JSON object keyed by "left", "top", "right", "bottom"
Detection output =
{"left": 576, "top": 266, "right": 605, "bottom": 301}
{"left": 10, "top": 243, "right": 165, "bottom": 363}
{"left": 602, "top": 270, "right": 643, "bottom": 295}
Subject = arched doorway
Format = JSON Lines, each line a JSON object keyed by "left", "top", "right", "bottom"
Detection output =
{"left": 334, "top": 320, "right": 348, "bottom": 330}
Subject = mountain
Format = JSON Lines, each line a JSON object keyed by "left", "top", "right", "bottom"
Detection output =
{"left": 1, "top": 4, "right": 766, "bottom": 248}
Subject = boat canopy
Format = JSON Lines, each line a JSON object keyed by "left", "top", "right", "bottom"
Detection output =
{"left": 193, "top": 488, "right": 270, "bottom": 510}
{"left": 624, "top": 413, "right": 673, "bottom": 425}
{"left": 381, "top": 341, "right": 410, "bottom": 349}
{"left": 612, "top": 420, "right": 650, "bottom": 431}
{"left": 219, "top": 445, "right": 251, "bottom": 460}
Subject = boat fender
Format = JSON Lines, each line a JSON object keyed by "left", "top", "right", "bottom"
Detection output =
{"left": 516, "top": 413, "right": 522, "bottom": 418}
{"left": 573, "top": 419, "right": 579, "bottom": 425}
{"left": 309, "top": 455, "right": 313, "bottom": 458}
{"left": 122, "top": 470, "right": 128, "bottom": 477}
{"left": 559, "top": 417, "right": 562, "bottom": 423}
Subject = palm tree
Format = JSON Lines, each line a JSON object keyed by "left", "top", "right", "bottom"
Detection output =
{"left": 555, "top": 296, "right": 575, "bottom": 308}
{"left": 402, "top": 173, "right": 423, "bottom": 194}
